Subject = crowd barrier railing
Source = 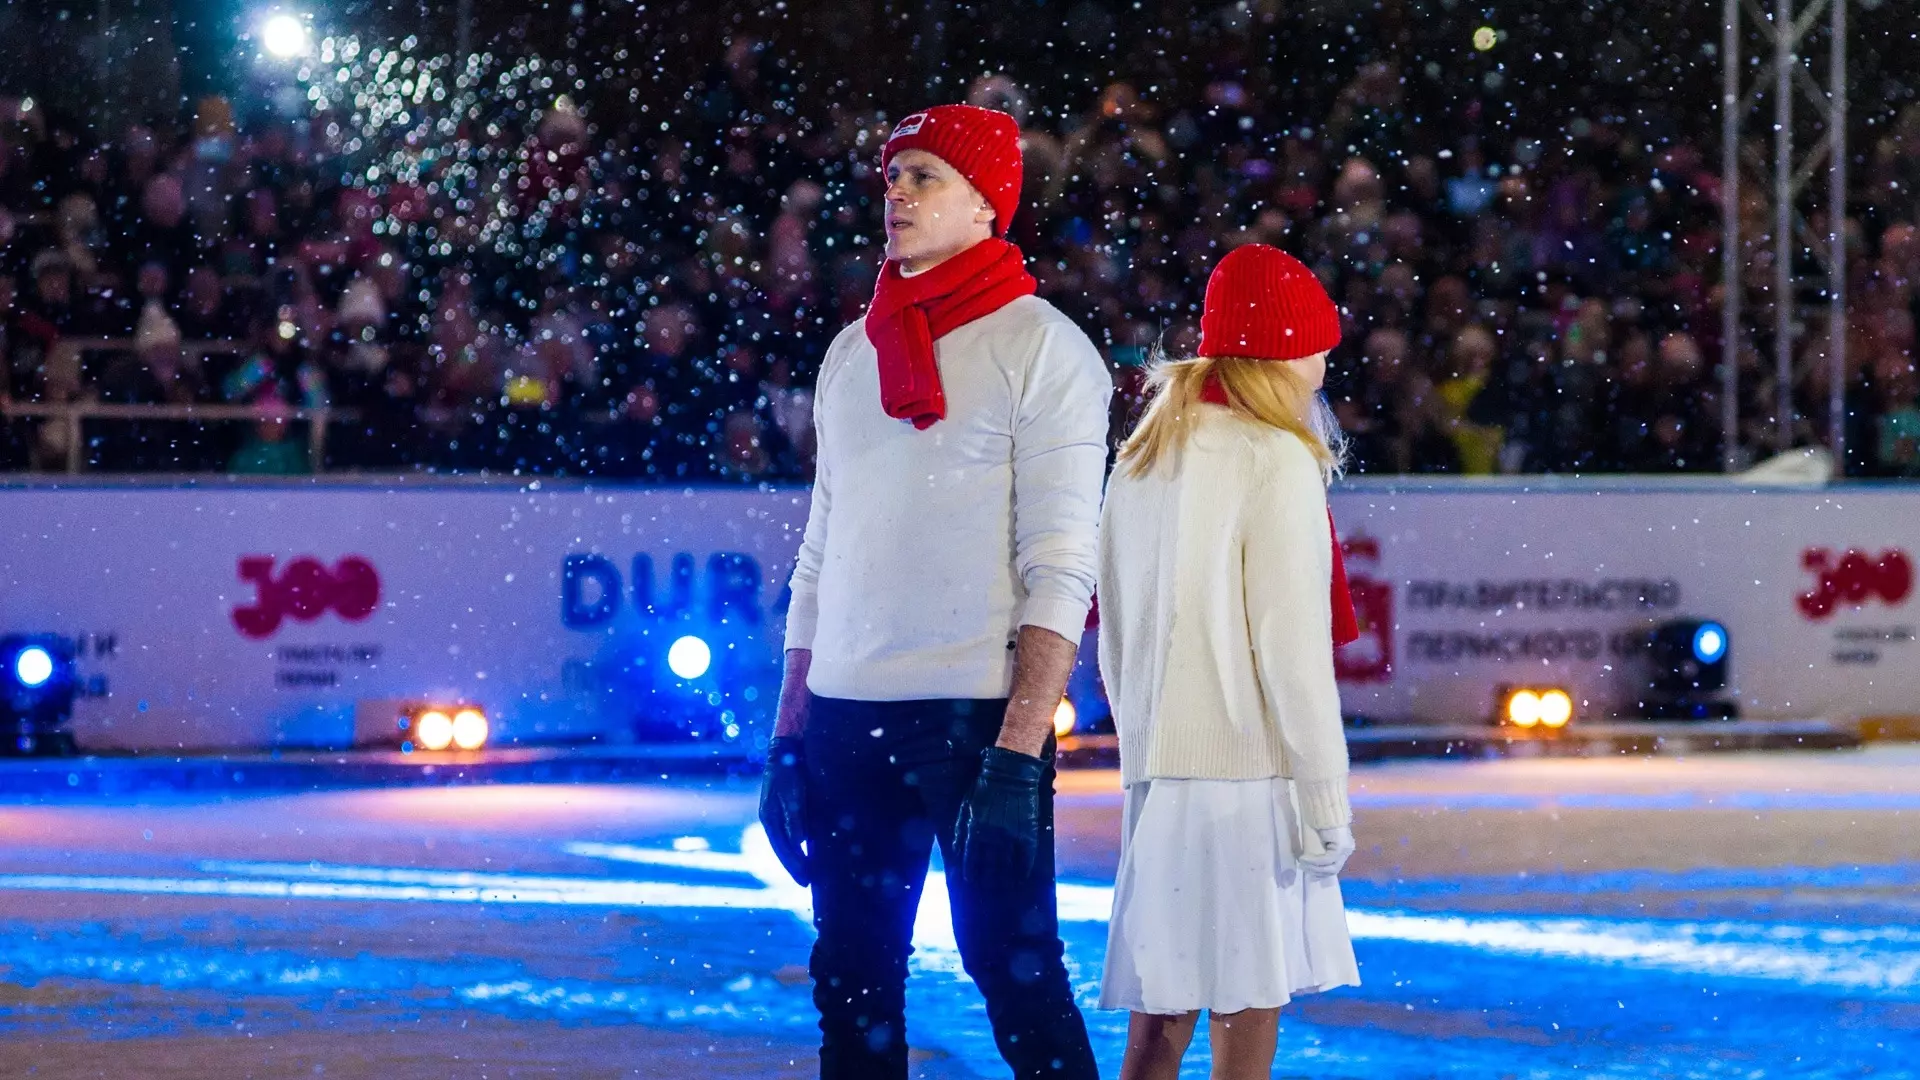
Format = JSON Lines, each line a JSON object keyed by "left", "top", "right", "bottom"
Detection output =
{"left": 4, "top": 337, "right": 351, "bottom": 473}
{"left": 1, "top": 401, "right": 349, "bottom": 474}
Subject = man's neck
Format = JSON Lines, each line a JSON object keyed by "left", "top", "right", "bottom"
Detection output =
{"left": 897, "top": 234, "right": 995, "bottom": 277}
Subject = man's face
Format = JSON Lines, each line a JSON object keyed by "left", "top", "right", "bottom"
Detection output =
{"left": 883, "top": 149, "right": 994, "bottom": 269}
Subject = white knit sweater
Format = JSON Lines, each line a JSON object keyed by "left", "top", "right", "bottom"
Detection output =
{"left": 784, "top": 295, "right": 1112, "bottom": 700}
{"left": 1096, "top": 406, "right": 1352, "bottom": 829}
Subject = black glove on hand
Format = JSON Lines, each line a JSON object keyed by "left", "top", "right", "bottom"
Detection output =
{"left": 758, "top": 736, "right": 810, "bottom": 886}
{"left": 954, "top": 746, "right": 1048, "bottom": 885}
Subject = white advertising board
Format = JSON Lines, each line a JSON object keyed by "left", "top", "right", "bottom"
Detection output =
{"left": 1326, "top": 480, "right": 1919, "bottom": 725}
{"left": 0, "top": 481, "right": 809, "bottom": 750}
{"left": 1, "top": 478, "right": 1915, "bottom": 750}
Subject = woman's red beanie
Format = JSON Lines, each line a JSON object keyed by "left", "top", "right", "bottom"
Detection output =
{"left": 880, "top": 104, "right": 1023, "bottom": 238}
{"left": 1197, "top": 244, "right": 1342, "bottom": 361}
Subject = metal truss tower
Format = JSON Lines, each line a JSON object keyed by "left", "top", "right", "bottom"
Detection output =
{"left": 1720, "top": 0, "right": 1848, "bottom": 472}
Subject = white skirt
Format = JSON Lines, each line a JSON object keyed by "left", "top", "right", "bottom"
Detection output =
{"left": 1098, "top": 777, "right": 1360, "bottom": 1015}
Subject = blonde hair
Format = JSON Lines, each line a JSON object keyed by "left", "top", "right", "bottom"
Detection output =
{"left": 1117, "top": 352, "right": 1348, "bottom": 482}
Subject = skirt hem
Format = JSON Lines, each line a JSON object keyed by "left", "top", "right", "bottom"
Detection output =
{"left": 1097, "top": 974, "right": 1360, "bottom": 1015}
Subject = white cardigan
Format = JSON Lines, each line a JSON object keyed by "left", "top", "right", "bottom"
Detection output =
{"left": 1096, "top": 406, "right": 1352, "bottom": 830}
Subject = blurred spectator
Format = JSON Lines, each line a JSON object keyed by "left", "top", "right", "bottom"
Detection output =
{"left": 92, "top": 301, "right": 212, "bottom": 470}
{"left": 1873, "top": 356, "right": 1920, "bottom": 477}
{"left": 174, "top": 265, "right": 238, "bottom": 341}
{"left": 99, "top": 300, "right": 201, "bottom": 406}
{"left": 0, "top": 51, "right": 1910, "bottom": 481}
{"left": 228, "top": 393, "right": 310, "bottom": 475}
{"left": 1435, "top": 325, "right": 1504, "bottom": 474}
{"left": 225, "top": 314, "right": 327, "bottom": 409}
{"left": 123, "top": 173, "right": 197, "bottom": 277}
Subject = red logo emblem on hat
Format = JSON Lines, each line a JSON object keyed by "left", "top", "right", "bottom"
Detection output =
{"left": 890, "top": 113, "right": 927, "bottom": 140}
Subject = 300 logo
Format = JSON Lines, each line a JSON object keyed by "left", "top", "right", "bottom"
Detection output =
{"left": 1796, "top": 548, "right": 1913, "bottom": 621}
{"left": 233, "top": 555, "right": 382, "bottom": 639}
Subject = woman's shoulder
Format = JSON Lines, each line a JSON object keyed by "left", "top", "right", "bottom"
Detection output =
{"left": 1193, "top": 410, "right": 1321, "bottom": 478}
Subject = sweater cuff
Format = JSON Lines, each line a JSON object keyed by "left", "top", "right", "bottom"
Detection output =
{"left": 1295, "top": 776, "right": 1352, "bottom": 830}
{"left": 1017, "top": 594, "right": 1092, "bottom": 646}
{"left": 783, "top": 588, "right": 819, "bottom": 651}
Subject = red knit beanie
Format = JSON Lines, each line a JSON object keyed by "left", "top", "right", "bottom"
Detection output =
{"left": 881, "top": 105, "right": 1023, "bottom": 238}
{"left": 1198, "top": 244, "right": 1341, "bottom": 361}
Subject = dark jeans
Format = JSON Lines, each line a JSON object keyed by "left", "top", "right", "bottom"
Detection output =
{"left": 803, "top": 695, "right": 1097, "bottom": 1080}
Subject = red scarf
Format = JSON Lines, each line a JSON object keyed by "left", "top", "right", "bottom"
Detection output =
{"left": 865, "top": 238, "right": 1037, "bottom": 429}
{"left": 1201, "top": 375, "right": 1360, "bottom": 648}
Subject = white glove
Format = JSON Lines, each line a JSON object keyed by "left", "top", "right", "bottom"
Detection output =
{"left": 1298, "top": 824, "right": 1355, "bottom": 877}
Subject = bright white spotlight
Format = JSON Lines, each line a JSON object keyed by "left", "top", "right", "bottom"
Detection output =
{"left": 13, "top": 647, "right": 54, "bottom": 689}
{"left": 415, "top": 710, "right": 454, "bottom": 751}
{"left": 261, "top": 13, "right": 310, "bottom": 59}
{"left": 451, "top": 708, "right": 488, "bottom": 751}
{"left": 667, "top": 636, "right": 712, "bottom": 680}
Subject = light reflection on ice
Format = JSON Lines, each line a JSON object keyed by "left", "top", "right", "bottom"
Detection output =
{"left": 0, "top": 826, "right": 1909, "bottom": 995}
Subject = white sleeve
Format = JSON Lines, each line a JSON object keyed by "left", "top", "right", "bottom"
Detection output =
{"left": 1242, "top": 442, "right": 1351, "bottom": 829}
{"left": 782, "top": 354, "right": 834, "bottom": 652}
{"left": 1094, "top": 494, "right": 1122, "bottom": 725}
{"left": 1012, "top": 319, "right": 1113, "bottom": 642}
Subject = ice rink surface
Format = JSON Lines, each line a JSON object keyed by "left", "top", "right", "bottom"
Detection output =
{"left": 1, "top": 747, "right": 1917, "bottom": 1078}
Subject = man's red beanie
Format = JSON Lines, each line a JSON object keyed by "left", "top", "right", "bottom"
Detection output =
{"left": 1198, "top": 244, "right": 1342, "bottom": 361}
{"left": 881, "top": 104, "right": 1023, "bottom": 238}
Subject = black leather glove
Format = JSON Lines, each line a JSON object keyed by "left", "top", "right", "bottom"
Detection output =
{"left": 953, "top": 746, "right": 1048, "bottom": 885}
{"left": 758, "top": 736, "right": 810, "bottom": 886}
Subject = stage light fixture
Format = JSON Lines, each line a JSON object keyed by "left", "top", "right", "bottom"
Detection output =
{"left": 386, "top": 702, "right": 491, "bottom": 753}
{"left": 1505, "top": 689, "right": 1542, "bottom": 728}
{"left": 14, "top": 647, "right": 54, "bottom": 689}
{"left": 1637, "top": 618, "right": 1738, "bottom": 720}
{"left": 1053, "top": 697, "right": 1077, "bottom": 739}
{"left": 414, "top": 709, "right": 455, "bottom": 751}
{"left": 668, "top": 635, "right": 712, "bottom": 680}
{"left": 2, "top": 634, "right": 78, "bottom": 755}
{"left": 1693, "top": 622, "right": 1728, "bottom": 665}
{"left": 261, "top": 12, "right": 310, "bottom": 59}
{"left": 451, "top": 708, "right": 489, "bottom": 751}
{"left": 1498, "top": 686, "right": 1573, "bottom": 731}
{"left": 1538, "top": 689, "right": 1574, "bottom": 729}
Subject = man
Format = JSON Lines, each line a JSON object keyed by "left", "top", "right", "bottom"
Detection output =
{"left": 759, "top": 104, "right": 1108, "bottom": 1079}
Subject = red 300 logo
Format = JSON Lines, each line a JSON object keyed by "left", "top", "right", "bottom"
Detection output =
{"left": 233, "top": 555, "right": 382, "bottom": 639}
{"left": 1797, "top": 548, "right": 1913, "bottom": 621}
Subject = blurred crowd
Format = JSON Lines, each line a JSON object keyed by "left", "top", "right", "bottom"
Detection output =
{"left": 1, "top": 51, "right": 1917, "bottom": 479}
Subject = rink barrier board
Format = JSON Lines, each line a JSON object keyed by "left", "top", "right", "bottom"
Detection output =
{"left": 1, "top": 477, "right": 1916, "bottom": 750}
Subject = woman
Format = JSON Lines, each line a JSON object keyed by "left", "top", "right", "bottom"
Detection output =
{"left": 1097, "top": 244, "right": 1361, "bottom": 1079}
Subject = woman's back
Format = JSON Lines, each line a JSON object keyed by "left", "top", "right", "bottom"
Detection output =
{"left": 1097, "top": 405, "right": 1344, "bottom": 798}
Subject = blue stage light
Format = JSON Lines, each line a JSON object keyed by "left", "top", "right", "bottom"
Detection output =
{"left": 13, "top": 646, "right": 54, "bottom": 689}
{"left": 1, "top": 634, "right": 78, "bottom": 755}
{"left": 1638, "top": 618, "right": 1737, "bottom": 721}
{"left": 667, "top": 635, "right": 712, "bottom": 680}
{"left": 1692, "top": 622, "right": 1728, "bottom": 665}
